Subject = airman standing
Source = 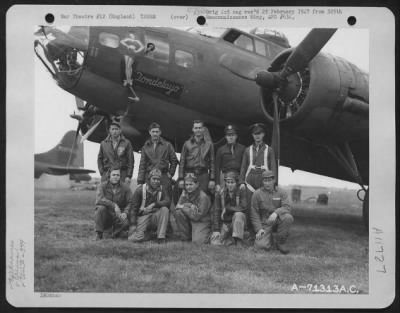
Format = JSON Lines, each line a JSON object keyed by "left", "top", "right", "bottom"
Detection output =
{"left": 239, "top": 123, "right": 276, "bottom": 194}
{"left": 137, "top": 122, "right": 178, "bottom": 197}
{"left": 215, "top": 125, "right": 245, "bottom": 193}
{"left": 97, "top": 119, "right": 134, "bottom": 184}
{"left": 178, "top": 120, "right": 215, "bottom": 193}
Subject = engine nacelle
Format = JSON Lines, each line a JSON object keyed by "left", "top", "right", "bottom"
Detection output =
{"left": 260, "top": 50, "right": 369, "bottom": 143}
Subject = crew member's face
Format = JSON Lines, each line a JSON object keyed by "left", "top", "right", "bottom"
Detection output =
{"left": 226, "top": 133, "right": 237, "bottom": 144}
{"left": 252, "top": 131, "right": 265, "bottom": 143}
{"left": 185, "top": 180, "right": 198, "bottom": 193}
{"left": 225, "top": 178, "right": 237, "bottom": 192}
{"left": 109, "top": 125, "right": 121, "bottom": 138}
{"left": 149, "top": 176, "right": 161, "bottom": 189}
{"left": 149, "top": 128, "right": 161, "bottom": 141}
{"left": 109, "top": 170, "right": 121, "bottom": 184}
{"left": 192, "top": 123, "right": 204, "bottom": 137}
{"left": 262, "top": 176, "right": 275, "bottom": 191}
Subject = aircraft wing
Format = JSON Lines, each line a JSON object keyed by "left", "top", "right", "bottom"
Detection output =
{"left": 46, "top": 166, "right": 96, "bottom": 176}
{"left": 279, "top": 133, "right": 368, "bottom": 185}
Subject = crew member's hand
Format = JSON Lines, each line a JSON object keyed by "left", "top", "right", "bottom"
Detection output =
{"left": 119, "top": 212, "right": 127, "bottom": 221}
{"left": 114, "top": 204, "right": 121, "bottom": 215}
{"left": 125, "top": 177, "right": 131, "bottom": 185}
{"left": 211, "top": 232, "right": 221, "bottom": 241}
{"left": 144, "top": 203, "right": 156, "bottom": 214}
{"left": 256, "top": 229, "right": 266, "bottom": 240}
{"left": 167, "top": 172, "right": 172, "bottom": 179}
{"left": 208, "top": 180, "right": 216, "bottom": 191}
{"left": 240, "top": 183, "right": 246, "bottom": 191}
{"left": 215, "top": 184, "right": 221, "bottom": 193}
{"left": 267, "top": 212, "right": 278, "bottom": 223}
{"left": 178, "top": 180, "right": 184, "bottom": 189}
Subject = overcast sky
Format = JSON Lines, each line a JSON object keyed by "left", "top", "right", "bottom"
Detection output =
{"left": 34, "top": 27, "right": 369, "bottom": 188}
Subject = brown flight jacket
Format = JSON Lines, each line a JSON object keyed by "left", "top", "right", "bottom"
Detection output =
{"left": 97, "top": 134, "right": 134, "bottom": 178}
{"left": 95, "top": 181, "right": 133, "bottom": 213}
{"left": 215, "top": 142, "right": 246, "bottom": 183}
{"left": 179, "top": 136, "right": 215, "bottom": 180}
{"left": 137, "top": 137, "right": 178, "bottom": 184}
{"left": 177, "top": 189, "right": 211, "bottom": 223}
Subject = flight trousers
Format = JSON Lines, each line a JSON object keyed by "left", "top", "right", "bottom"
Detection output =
{"left": 211, "top": 212, "right": 246, "bottom": 245}
{"left": 94, "top": 205, "right": 129, "bottom": 238}
{"left": 254, "top": 213, "right": 294, "bottom": 250}
{"left": 128, "top": 206, "right": 169, "bottom": 242}
{"left": 173, "top": 209, "right": 211, "bottom": 244}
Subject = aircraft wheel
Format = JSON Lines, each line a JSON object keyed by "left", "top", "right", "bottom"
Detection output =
{"left": 362, "top": 189, "right": 369, "bottom": 230}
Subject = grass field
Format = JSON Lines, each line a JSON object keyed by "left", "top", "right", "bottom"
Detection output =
{"left": 34, "top": 186, "right": 368, "bottom": 294}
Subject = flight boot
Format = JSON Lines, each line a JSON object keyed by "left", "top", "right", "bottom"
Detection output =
{"left": 93, "top": 231, "right": 103, "bottom": 241}
{"left": 276, "top": 238, "right": 290, "bottom": 254}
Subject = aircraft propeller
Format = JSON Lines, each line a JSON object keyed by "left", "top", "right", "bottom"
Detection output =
{"left": 220, "top": 28, "right": 337, "bottom": 90}
{"left": 220, "top": 28, "right": 337, "bottom": 183}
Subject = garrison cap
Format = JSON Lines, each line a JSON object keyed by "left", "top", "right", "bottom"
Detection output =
{"left": 224, "top": 124, "right": 237, "bottom": 135}
{"left": 149, "top": 168, "right": 162, "bottom": 179}
{"left": 250, "top": 123, "right": 266, "bottom": 134}
{"left": 262, "top": 170, "right": 275, "bottom": 179}
{"left": 224, "top": 171, "right": 239, "bottom": 181}
{"left": 148, "top": 122, "right": 161, "bottom": 131}
{"left": 110, "top": 118, "right": 121, "bottom": 128}
{"left": 184, "top": 173, "right": 198, "bottom": 183}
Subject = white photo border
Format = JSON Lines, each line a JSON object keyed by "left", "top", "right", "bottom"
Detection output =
{"left": 6, "top": 5, "right": 396, "bottom": 308}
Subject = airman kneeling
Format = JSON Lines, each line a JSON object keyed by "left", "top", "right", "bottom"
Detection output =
{"left": 173, "top": 173, "right": 212, "bottom": 244}
{"left": 211, "top": 171, "right": 248, "bottom": 247}
{"left": 250, "top": 170, "right": 294, "bottom": 254}
{"left": 128, "top": 168, "right": 170, "bottom": 244}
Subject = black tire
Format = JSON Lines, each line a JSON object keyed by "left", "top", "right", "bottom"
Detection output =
{"left": 362, "top": 189, "right": 369, "bottom": 230}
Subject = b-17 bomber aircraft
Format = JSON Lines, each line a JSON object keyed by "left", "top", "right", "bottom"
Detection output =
{"left": 35, "top": 130, "right": 95, "bottom": 181}
{"left": 34, "top": 26, "right": 369, "bottom": 226}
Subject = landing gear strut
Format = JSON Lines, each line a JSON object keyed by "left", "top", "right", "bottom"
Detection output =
{"left": 326, "top": 142, "right": 368, "bottom": 229}
{"left": 359, "top": 188, "right": 369, "bottom": 229}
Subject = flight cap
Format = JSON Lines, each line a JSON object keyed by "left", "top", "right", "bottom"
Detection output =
{"left": 184, "top": 173, "right": 198, "bottom": 183}
{"left": 224, "top": 124, "right": 237, "bottom": 135}
{"left": 250, "top": 123, "right": 266, "bottom": 134}
{"left": 224, "top": 171, "right": 239, "bottom": 181}
{"left": 149, "top": 168, "right": 162, "bottom": 179}
{"left": 262, "top": 170, "right": 275, "bottom": 179}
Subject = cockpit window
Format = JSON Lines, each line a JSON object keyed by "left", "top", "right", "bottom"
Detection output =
{"left": 254, "top": 39, "right": 267, "bottom": 56}
{"left": 144, "top": 32, "right": 170, "bottom": 64}
{"left": 99, "top": 32, "right": 120, "bottom": 48}
{"left": 175, "top": 50, "right": 194, "bottom": 68}
{"left": 233, "top": 34, "right": 254, "bottom": 52}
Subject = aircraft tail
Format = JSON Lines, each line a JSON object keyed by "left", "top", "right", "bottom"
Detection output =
{"left": 36, "top": 130, "right": 84, "bottom": 168}
{"left": 35, "top": 130, "right": 95, "bottom": 177}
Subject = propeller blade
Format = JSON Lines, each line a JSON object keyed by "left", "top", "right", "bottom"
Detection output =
{"left": 80, "top": 116, "right": 105, "bottom": 143}
{"left": 271, "top": 92, "right": 280, "bottom": 184}
{"left": 219, "top": 54, "right": 261, "bottom": 81}
{"left": 75, "top": 97, "right": 85, "bottom": 110}
{"left": 280, "top": 28, "right": 337, "bottom": 78}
